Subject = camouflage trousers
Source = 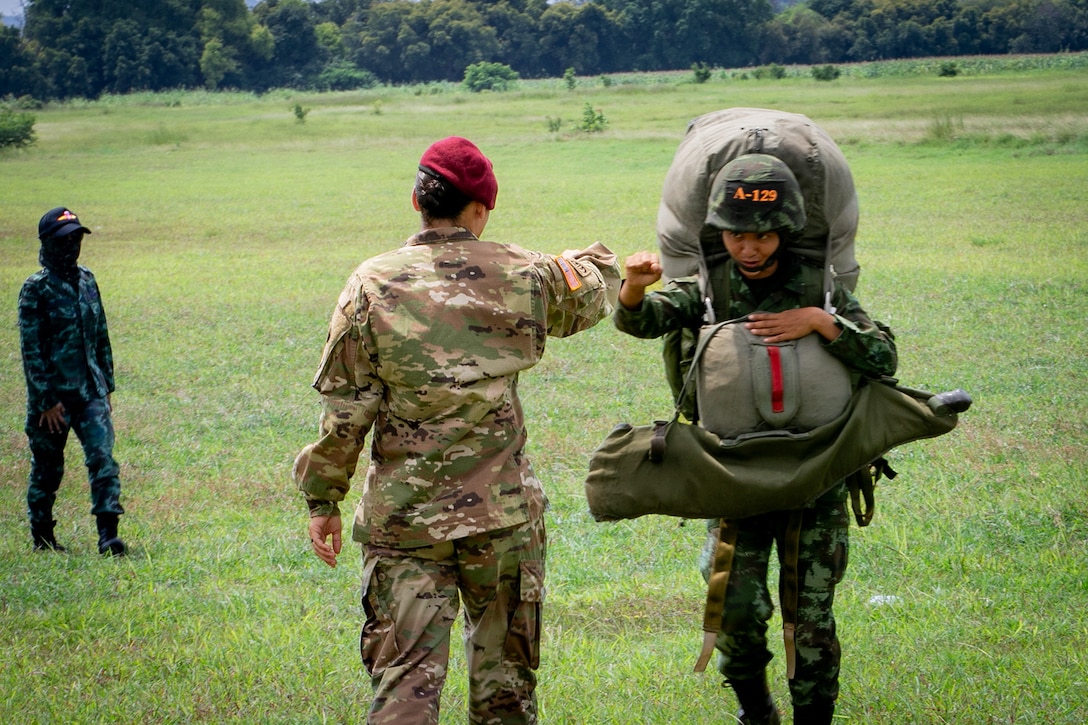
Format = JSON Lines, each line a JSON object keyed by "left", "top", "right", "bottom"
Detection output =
{"left": 699, "top": 481, "right": 849, "bottom": 708}
{"left": 360, "top": 517, "right": 545, "bottom": 725}
{"left": 25, "top": 396, "right": 124, "bottom": 524}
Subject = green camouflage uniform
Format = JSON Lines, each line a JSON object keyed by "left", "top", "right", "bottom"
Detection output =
{"left": 18, "top": 265, "right": 124, "bottom": 525}
{"left": 614, "top": 251, "right": 896, "bottom": 709}
{"left": 295, "top": 227, "right": 619, "bottom": 724}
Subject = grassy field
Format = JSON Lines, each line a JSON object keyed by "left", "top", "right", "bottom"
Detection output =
{"left": 1, "top": 60, "right": 1087, "bottom": 723}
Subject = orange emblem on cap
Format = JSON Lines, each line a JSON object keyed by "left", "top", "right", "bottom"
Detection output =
{"left": 58, "top": 210, "right": 77, "bottom": 221}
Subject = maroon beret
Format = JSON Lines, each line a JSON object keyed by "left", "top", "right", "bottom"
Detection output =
{"left": 418, "top": 136, "right": 498, "bottom": 210}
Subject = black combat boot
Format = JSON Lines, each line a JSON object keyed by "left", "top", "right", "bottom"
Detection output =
{"left": 96, "top": 513, "right": 126, "bottom": 556}
{"left": 793, "top": 700, "right": 835, "bottom": 725}
{"left": 31, "top": 519, "right": 66, "bottom": 552}
{"left": 728, "top": 672, "right": 781, "bottom": 725}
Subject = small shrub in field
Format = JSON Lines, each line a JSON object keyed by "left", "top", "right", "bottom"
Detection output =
{"left": 564, "top": 67, "right": 576, "bottom": 91}
{"left": 292, "top": 103, "right": 310, "bottom": 123}
{"left": 812, "top": 64, "right": 841, "bottom": 81}
{"left": 463, "top": 62, "right": 519, "bottom": 93}
{"left": 0, "top": 109, "right": 36, "bottom": 149}
{"left": 926, "top": 114, "right": 962, "bottom": 142}
{"left": 576, "top": 102, "right": 607, "bottom": 133}
{"left": 546, "top": 116, "right": 562, "bottom": 133}
{"left": 600, "top": 75, "right": 612, "bottom": 87}
{"left": 691, "top": 62, "right": 712, "bottom": 84}
{"left": 939, "top": 61, "right": 960, "bottom": 77}
{"left": 752, "top": 63, "right": 786, "bottom": 80}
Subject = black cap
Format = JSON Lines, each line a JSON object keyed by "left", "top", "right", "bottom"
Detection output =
{"left": 39, "top": 207, "right": 92, "bottom": 240}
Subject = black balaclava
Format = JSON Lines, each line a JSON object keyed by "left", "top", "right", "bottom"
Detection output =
{"left": 40, "top": 232, "right": 83, "bottom": 284}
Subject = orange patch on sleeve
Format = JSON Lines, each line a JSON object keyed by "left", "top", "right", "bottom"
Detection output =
{"left": 554, "top": 256, "right": 583, "bottom": 291}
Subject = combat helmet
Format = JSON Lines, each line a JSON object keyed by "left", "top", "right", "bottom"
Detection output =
{"left": 704, "top": 153, "right": 806, "bottom": 239}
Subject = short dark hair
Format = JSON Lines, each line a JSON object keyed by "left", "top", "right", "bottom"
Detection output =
{"left": 415, "top": 168, "right": 473, "bottom": 223}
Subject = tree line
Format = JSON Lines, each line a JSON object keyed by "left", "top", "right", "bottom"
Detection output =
{"left": 1, "top": 0, "right": 1086, "bottom": 100}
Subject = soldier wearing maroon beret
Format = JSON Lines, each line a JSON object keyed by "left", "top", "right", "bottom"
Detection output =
{"left": 296, "top": 137, "right": 620, "bottom": 724}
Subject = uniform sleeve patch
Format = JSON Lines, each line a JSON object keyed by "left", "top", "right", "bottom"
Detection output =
{"left": 554, "top": 256, "right": 583, "bottom": 291}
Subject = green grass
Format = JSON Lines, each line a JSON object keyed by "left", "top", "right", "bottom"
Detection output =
{"left": 1, "top": 63, "right": 1087, "bottom": 723}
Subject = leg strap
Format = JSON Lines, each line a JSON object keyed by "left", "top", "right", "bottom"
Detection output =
{"left": 780, "top": 509, "right": 804, "bottom": 680}
{"left": 695, "top": 519, "right": 738, "bottom": 672}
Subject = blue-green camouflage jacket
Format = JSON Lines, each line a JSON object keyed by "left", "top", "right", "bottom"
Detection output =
{"left": 18, "top": 266, "right": 116, "bottom": 414}
{"left": 294, "top": 228, "right": 620, "bottom": 548}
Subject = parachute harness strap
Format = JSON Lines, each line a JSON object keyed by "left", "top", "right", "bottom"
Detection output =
{"left": 780, "top": 509, "right": 804, "bottom": 680}
{"left": 695, "top": 519, "right": 738, "bottom": 673}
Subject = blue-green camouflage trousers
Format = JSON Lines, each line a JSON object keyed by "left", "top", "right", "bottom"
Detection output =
{"left": 699, "top": 481, "right": 849, "bottom": 708}
{"left": 25, "top": 396, "right": 124, "bottom": 524}
{"left": 360, "top": 517, "right": 545, "bottom": 725}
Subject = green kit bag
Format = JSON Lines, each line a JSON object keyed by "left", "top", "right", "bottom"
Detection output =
{"left": 584, "top": 378, "right": 963, "bottom": 522}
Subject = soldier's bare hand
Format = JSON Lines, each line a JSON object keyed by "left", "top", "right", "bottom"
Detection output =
{"left": 39, "top": 403, "right": 67, "bottom": 434}
{"left": 746, "top": 308, "right": 841, "bottom": 343}
{"left": 623, "top": 251, "right": 663, "bottom": 289}
{"left": 619, "top": 252, "right": 662, "bottom": 309}
{"left": 309, "top": 515, "right": 343, "bottom": 568}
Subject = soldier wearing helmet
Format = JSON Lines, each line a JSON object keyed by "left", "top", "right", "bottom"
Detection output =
{"left": 614, "top": 153, "right": 896, "bottom": 724}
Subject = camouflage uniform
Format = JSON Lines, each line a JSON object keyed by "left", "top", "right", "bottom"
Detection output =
{"left": 18, "top": 264, "right": 124, "bottom": 528}
{"left": 614, "top": 251, "right": 896, "bottom": 712}
{"left": 295, "top": 227, "right": 619, "bottom": 724}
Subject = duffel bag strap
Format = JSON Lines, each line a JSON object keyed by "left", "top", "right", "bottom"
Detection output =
{"left": 695, "top": 519, "right": 738, "bottom": 673}
{"left": 846, "top": 456, "right": 897, "bottom": 527}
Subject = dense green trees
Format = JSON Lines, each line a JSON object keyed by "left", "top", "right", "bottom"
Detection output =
{"left": 1, "top": 0, "right": 1086, "bottom": 100}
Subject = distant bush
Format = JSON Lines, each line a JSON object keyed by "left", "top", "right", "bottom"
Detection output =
{"left": 564, "top": 67, "right": 577, "bottom": 91}
{"left": 317, "top": 62, "right": 379, "bottom": 91}
{"left": 691, "top": 62, "right": 712, "bottom": 84}
{"left": 463, "top": 62, "right": 519, "bottom": 92}
{"left": 939, "top": 61, "right": 960, "bottom": 77}
{"left": 5, "top": 94, "right": 43, "bottom": 110}
{"left": 0, "top": 109, "right": 36, "bottom": 149}
{"left": 292, "top": 103, "right": 310, "bottom": 124}
{"left": 811, "top": 64, "right": 841, "bottom": 81}
{"left": 752, "top": 63, "right": 786, "bottom": 80}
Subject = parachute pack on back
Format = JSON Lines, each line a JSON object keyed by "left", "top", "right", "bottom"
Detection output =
{"left": 656, "top": 107, "right": 860, "bottom": 294}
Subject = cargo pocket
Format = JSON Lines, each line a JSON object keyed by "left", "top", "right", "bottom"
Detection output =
{"left": 359, "top": 556, "right": 399, "bottom": 675}
{"left": 503, "top": 559, "right": 544, "bottom": 670}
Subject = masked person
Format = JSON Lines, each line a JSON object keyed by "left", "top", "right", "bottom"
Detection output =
{"left": 18, "top": 207, "right": 126, "bottom": 556}
{"left": 294, "top": 137, "right": 620, "bottom": 724}
{"left": 613, "top": 155, "right": 897, "bottom": 724}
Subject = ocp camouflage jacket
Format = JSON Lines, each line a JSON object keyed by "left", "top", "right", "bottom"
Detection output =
{"left": 294, "top": 228, "right": 620, "bottom": 548}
